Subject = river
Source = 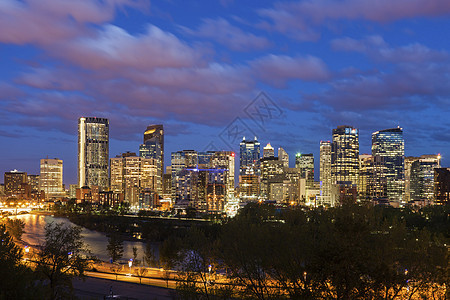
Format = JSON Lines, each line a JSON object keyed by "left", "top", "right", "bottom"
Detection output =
{"left": 11, "top": 214, "right": 147, "bottom": 262}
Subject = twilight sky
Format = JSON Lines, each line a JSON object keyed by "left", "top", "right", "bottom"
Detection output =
{"left": 1, "top": 0, "right": 450, "bottom": 185}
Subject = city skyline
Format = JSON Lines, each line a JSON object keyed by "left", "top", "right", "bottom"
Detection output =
{"left": 1, "top": 1, "right": 450, "bottom": 184}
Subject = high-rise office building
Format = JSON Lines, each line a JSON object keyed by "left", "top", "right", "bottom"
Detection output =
{"left": 434, "top": 168, "right": 450, "bottom": 205}
{"left": 78, "top": 117, "right": 109, "bottom": 190}
{"left": 358, "top": 154, "right": 387, "bottom": 201}
{"left": 295, "top": 153, "right": 314, "bottom": 187}
{"left": 239, "top": 137, "right": 260, "bottom": 175}
{"left": 260, "top": 157, "right": 284, "bottom": 199}
{"left": 39, "top": 158, "right": 64, "bottom": 199}
{"left": 110, "top": 153, "right": 158, "bottom": 207}
{"left": 171, "top": 150, "right": 198, "bottom": 202}
{"left": 278, "top": 147, "right": 289, "bottom": 168}
{"left": 263, "top": 143, "right": 275, "bottom": 158}
{"left": 319, "top": 141, "right": 333, "bottom": 206}
{"left": 209, "top": 151, "right": 235, "bottom": 201}
{"left": 139, "top": 125, "right": 164, "bottom": 193}
{"left": 410, "top": 154, "right": 441, "bottom": 201}
{"left": 372, "top": 127, "right": 405, "bottom": 202}
{"left": 331, "top": 126, "right": 359, "bottom": 186}
{"left": 404, "top": 156, "right": 419, "bottom": 202}
{"left": 4, "top": 170, "right": 29, "bottom": 198}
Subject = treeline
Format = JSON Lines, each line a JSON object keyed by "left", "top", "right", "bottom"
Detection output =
{"left": 160, "top": 203, "right": 449, "bottom": 299}
{"left": 67, "top": 213, "right": 210, "bottom": 243}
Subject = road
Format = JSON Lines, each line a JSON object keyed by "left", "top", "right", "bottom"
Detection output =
{"left": 73, "top": 276, "right": 175, "bottom": 300}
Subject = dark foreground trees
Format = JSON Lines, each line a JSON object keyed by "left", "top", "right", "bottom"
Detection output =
{"left": 35, "top": 222, "right": 92, "bottom": 300}
{"left": 171, "top": 203, "right": 449, "bottom": 299}
{"left": 0, "top": 224, "right": 39, "bottom": 300}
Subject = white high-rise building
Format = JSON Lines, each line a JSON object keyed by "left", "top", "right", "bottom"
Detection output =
{"left": 78, "top": 117, "right": 109, "bottom": 189}
{"left": 40, "top": 158, "right": 64, "bottom": 199}
{"left": 319, "top": 141, "right": 333, "bottom": 207}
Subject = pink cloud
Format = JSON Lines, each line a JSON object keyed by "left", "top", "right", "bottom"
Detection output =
{"left": 181, "top": 18, "right": 271, "bottom": 51}
{"left": 259, "top": 0, "right": 450, "bottom": 39}
{"left": 250, "top": 54, "right": 330, "bottom": 88}
{"left": 331, "top": 35, "right": 448, "bottom": 63}
{"left": 56, "top": 24, "right": 203, "bottom": 70}
{"left": 0, "top": 0, "right": 148, "bottom": 45}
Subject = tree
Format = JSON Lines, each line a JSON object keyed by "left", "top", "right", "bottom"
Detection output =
{"left": 132, "top": 246, "right": 140, "bottom": 266}
{"left": 144, "top": 242, "right": 158, "bottom": 268}
{"left": 0, "top": 224, "right": 43, "bottom": 299}
{"left": 134, "top": 267, "right": 148, "bottom": 284}
{"left": 4, "top": 218, "right": 25, "bottom": 241}
{"left": 107, "top": 233, "right": 124, "bottom": 263}
{"left": 35, "top": 222, "right": 91, "bottom": 300}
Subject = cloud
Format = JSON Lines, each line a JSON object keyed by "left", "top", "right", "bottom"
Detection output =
{"left": 0, "top": 0, "right": 148, "bottom": 45}
{"left": 331, "top": 35, "right": 449, "bottom": 63}
{"left": 58, "top": 24, "right": 203, "bottom": 71}
{"left": 259, "top": 0, "right": 450, "bottom": 40}
{"left": 181, "top": 18, "right": 270, "bottom": 51}
{"left": 250, "top": 54, "right": 330, "bottom": 88}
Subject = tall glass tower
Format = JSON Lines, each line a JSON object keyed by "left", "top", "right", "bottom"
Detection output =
{"left": 239, "top": 137, "right": 260, "bottom": 175}
{"left": 319, "top": 141, "right": 333, "bottom": 206}
{"left": 139, "top": 124, "right": 164, "bottom": 193}
{"left": 372, "top": 127, "right": 404, "bottom": 202}
{"left": 331, "top": 126, "right": 359, "bottom": 186}
{"left": 78, "top": 117, "right": 109, "bottom": 189}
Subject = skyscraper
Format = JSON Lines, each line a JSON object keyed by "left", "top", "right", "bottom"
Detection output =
{"left": 4, "top": 170, "right": 28, "bottom": 198}
{"left": 331, "top": 126, "right": 359, "bottom": 186}
{"left": 295, "top": 153, "right": 314, "bottom": 187}
{"left": 319, "top": 141, "right": 333, "bottom": 206}
{"left": 139, "top": 125, "right": 164, "bottom": 193}
{"left": 239, "top": 137, "right": 260, "bottom": 175}
{"left": 278, "top": 147, "right": 289, "bottom": 168}
{"left": 110, "top": 153, "right": 158, "bottom": 207}
{"left": 372, "top": 127, "right": 405, "bottom": 202}
{"left": 39, "top": 158, "right": 64, "bottom": 199}
{"left": 263, "top": 143, "right": 275, "bottom": 158}
{"left": 78, "top": 117, "right": 109, "bottom": 190}
{"left": 410, "top": 154, "right": 441, "bottom": 201}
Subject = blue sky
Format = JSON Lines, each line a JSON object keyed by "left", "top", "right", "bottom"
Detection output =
{"left": 1, "top": 0, "right": 450, "bottom": 185}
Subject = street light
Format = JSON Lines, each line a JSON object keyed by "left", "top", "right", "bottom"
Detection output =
{"left": 128, "top": 259, "right": 133, "bottom": 275}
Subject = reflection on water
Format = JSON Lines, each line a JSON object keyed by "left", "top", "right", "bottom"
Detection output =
{"left": 12, "top": 214, "right": 146, "bottom": 262}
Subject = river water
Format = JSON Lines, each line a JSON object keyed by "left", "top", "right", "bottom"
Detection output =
{"left": 12, "top": 214, "right": 147, "bottom": 262}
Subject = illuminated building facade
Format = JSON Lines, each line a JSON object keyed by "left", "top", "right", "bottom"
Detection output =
{"left": 358, "top": 154, "right": 387, "bottom": 201}
{"left": 434, "top": 168, "right": 450, "bottom": 205}
{"left": 239, "top": 137, "right": 260, "bottom": 175}
{"left": 278, "top": 147, "right": 289, "bottom": 168}
{"left": 295, "top": 153, "right": 314, "bottom": 188}
{"left": 260, "top": 157, "right": 284, "bottom": 199}
{"left": 372, "top": 127, "right": 405, "bottom": 202}
{"left": 263, "top": 143, "right": 275, "bottom": 158}
{"left": 139, "top": 124, "right": 164, "bottom": 193}
{"left": 319, "top": 141, "right": 333, "bottom": 206}
{"left": 110, "top": 153, "right": 158, "bottom": 207}
{"left": 239, "top": 137, "right": 260, "bottom": 201}
{"left": 331, "top": 126, "right": 359, "bottom": 185}
{"left": 209, "top": 151, "right": 235, "bottom": 201}
{"left": 78, "top": 117, "right": 109, "bottom": 190}
{"left": 39, "top": 158, "right": 64, "bottom": 199}
{"left": 410, "top": 154, "right": 441, "bottom": 201}
{"left": 4, "top": 170, "right": 29, "bottom": 198}
{"left": 171, "top": 150, "right": 198, "bottom": 203}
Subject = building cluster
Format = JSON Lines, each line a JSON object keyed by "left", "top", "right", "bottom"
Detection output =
{"left": 2, "top": 118, "right": 449, "bottom": 212}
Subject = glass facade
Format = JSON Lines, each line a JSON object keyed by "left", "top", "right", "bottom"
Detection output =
{"left": 410, "top": 155, "right": 440, "bottom": 201}
{"left": 139, "top": 124, "right": 164, "bottom": 193}
{"left": 372, "top": 127, "right": 404, "bottom": 202}
{"left": 78, "top": 117, "right": 109, "bottom": 189}
{"left": 331, "top": 126, "right": 359, "bottom": 186}
{"left": 39, "top": 158, "right": 64, "bottom": 199}
{"left": 319, "top": 141, "right": 333, "bottom": 206}
{"left": 239, "top": 137, "right": 260, "bottom": 175}
{"left": 295, "top": 153, "right": 314, "bottom": 188}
